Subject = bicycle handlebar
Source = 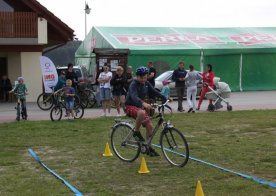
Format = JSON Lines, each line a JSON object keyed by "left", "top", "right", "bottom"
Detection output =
{"left": 152, "top": 100, "right": 172, "bottom": 113}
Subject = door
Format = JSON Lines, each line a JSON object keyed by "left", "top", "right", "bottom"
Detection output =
{"left": 0, "top": 57, "right": 7, "bottom": 77}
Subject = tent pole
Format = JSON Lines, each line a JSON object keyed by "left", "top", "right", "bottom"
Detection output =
{"left": 200, "top": 49, "right": 204, "bottom": 72}
{"left": 239, "top": 53, "right": 243, "bottom": 92}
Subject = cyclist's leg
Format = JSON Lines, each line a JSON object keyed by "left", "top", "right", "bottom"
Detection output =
{"left": 125, "top": 106, "right": 146, "bottom": 141}
{"left": 69, "top": 101, "right": 74, "bottom": 117}
{"left": 16, "top": 100, "right": 20, "bottom": 119}
{"left": 65, "top": 101, "right": 70, "bottom": 117}
{"left": 21, "top": 98, "right": 27, "bottom": 118}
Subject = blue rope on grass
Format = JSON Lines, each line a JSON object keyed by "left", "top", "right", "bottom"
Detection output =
{"left": 28, "top": 148, "right": 83, "bottom": 196}
{"left": 152, "top": 144, "right": 276, "bottom": 189}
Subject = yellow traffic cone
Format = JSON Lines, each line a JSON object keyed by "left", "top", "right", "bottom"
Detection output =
{"left": 195, "top": 180, "right": 205, "bottom": 196}
{"left": 103, "top": 142, "right": 113, "bottom": 157}
{"left": 138, "top": 157, "right": 150, "bottom": 174}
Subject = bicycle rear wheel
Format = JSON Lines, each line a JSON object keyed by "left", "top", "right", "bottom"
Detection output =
{"left": 78, "top": 91, "right": 89, "bottom": 108}
{"left": 74, "top": 104, "right": 84, "bottom": 119}
{"left": 50, "top": 106, "right": 62, "bottom": 121}
{"left": 37, "top": 93, "right": 54, "bottom": 110}
{"left": 87, "top": 91, "right": 97, "bottom": 108}
{"left": 160, "top": 127, "right": 189, "bottom": 167}
{"left": 111, "top": 123, "right": 140, "bottom": 162}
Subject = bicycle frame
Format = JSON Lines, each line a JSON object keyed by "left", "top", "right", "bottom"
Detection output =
{"left": 144, "top": 101, "right": 173, "bottom": 146}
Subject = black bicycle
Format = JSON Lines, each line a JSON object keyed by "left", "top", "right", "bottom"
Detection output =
{"left": 111, "top": 100, "right": 189, "bottom": 167}
{"left": 37, "top": 87, "right": 81, "bottom": 111}
{"left": 50, "top": 93, "right": 84, "bottom": 121}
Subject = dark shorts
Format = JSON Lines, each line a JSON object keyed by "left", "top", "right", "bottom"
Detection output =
{"left": 125, "top": 105, "right": 150, "bottom": 126}
{"left": 113, "top": 90, "right": 126, "bottom": 97}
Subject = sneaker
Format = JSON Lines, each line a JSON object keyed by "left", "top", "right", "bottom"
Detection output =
{"left": 196, "top": 107, "right": 200, "bottom": 111}
{"left": 188, "top": 108, "right": 193, "bottom": 113}
{"left": 147, "top": 147, "right": 160, "bottom": 157}
{"left": 133, "top": 131, "right": 145, "bottom": 142}
{"left": 178, "top": 109, "right": 184, "bottom": 112}
{"left": 101, "top": 113, "right": 106, "bottom": 117}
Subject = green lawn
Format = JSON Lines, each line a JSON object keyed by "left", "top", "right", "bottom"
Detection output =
{"left": 0, "top": 110, "right": 275, "bottom": 196}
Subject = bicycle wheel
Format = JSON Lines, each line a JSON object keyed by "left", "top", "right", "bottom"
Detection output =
{"left": 111, "top": 123, "right": 140, "bottom": 162}
{"left": 87, "top": 91, "right": 97, "bottom": 108}
{"left": 74, "top": 95, "right": 81, "bottom": 105}
{"left": 37, "top": 93, "right": 54, "bottom": 110}
{"left": 74, "top": 104, "right": 84, "bottom": 119}
{"left": 50, "top": 106, "right": 62, "bottom": 121}
{"left": 110, "top": 97, "right": 116, "bottom": 108}
{"left": 78, "top": 91, "right": 89, "bottom": 108}
{"left": 160, "top": 127, "right": 189, "bottom": 167}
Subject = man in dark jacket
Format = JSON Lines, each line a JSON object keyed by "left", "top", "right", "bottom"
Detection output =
{"left": 147, "top": 61, "right": 156, "bottom": 87}
{"left": 172, "top": 62, "right": 187, "bottom": 112}
{"left": 1, "top": 75, "right": 12, "bottom": 102}
{"left": 65, "top": 63, "right": 78, "bottom": 88}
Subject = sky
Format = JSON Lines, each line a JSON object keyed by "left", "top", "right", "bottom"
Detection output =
{"left": 36, "top": 0, "right": 276, "bottom": 41}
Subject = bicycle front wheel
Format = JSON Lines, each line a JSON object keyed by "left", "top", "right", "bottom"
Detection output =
{"left": 160, "top": 127, "right": 189, "bottom": 167}
{"left": 111, "top": 123, "right": 140, "bottom": 162}
{"left": 74, "top": 104, "right": 84, "bottom": 119}
{"left": 50, "top": 106, "right": 62, "bottom": 121}
{"left": 37, "top": 93, "right": 54, "bottom": 110}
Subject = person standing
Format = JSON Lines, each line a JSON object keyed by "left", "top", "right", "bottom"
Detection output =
{"left": 161, "top": 80, "right": 170, "bottom": 99}
{"left": 54, "top": 71, "right": 66, "bottom": 91}
{"left": 185, "top": 65, "right": 201, "bottom": 113}
{"left": 1, "top": 75, "right": 12, "bottom": 102}
{"left": 147, "top": 61, "right": 156, "bottom": 87}
{"left": 172, "top": 62, "right": 187, "bottom": 112}
{"left": 97, "top": 63, "right": 112, "bottom": 116}
{"left": 197, "top": 64, "right": 215, "bottom": 110}
{"left": 65, "top": 63, "right": 78, "bottom": 88}
{"left": 125, "top": 66, "right": 134, "bottom": 91}
{"left": 111, "top": 66, "right": 127, "bottom": 116}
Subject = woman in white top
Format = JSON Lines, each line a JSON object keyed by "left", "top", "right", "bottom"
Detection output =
{"left": 185, "top": 64, "right": 201, "bottom": 113}
{"left": 97, "top": 63, "right": 112, "bottom": 116}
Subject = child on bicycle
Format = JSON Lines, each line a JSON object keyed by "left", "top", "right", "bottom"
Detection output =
{"left": 9, "top": 77, "right": 28, "bottom": 120}
{"left": 125, "top": 66, "right": 167, "bottom": 156}
{"left": 55, "top": 79, "right": 75, "bottom": 119}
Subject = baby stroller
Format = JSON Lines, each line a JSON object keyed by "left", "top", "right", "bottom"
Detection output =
{"left": 205, "top": 80, "right": 232, "bottom": 112}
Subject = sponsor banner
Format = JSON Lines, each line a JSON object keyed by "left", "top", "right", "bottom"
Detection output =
{"left": 39, "top": 56, "right": 58, "bottom": 93}
{"left": 113, "top": 33, "right": 222, "bottom": 46}
{"left": 230, "top": 33, "right": 276, "bottom": 45}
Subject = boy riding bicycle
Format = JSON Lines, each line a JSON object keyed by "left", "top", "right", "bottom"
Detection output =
{"left": 54, "top": 79, "right": 75, "bottom": 119}
{"left": 9, "top": 77, "right": 28, "bottom": 120}
{"left": 125, "top": 66, "right": 167, "bottom": 156}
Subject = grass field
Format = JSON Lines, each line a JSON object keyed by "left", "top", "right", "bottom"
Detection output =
{"left": 0, "top": 110, "right": 275, "bottom": 196}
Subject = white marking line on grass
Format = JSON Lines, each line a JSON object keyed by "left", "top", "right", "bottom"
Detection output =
{"left": 28, "top": 148, "right": 83, "bottom": 196}
{"left": 152, "top": 144, "right": 276, "bottom": 188}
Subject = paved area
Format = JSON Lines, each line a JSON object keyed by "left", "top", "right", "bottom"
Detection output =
{"left": 0, "top": 91, "right": 276, "bottom": 123}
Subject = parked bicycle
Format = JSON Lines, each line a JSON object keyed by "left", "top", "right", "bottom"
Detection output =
{"left": 111, "top": 100, "right": 189, "bottom": 167}
{"left": 50, "top": 93, "right": 84, "bottom": 121}
{"left": 37, "top": 87, "right": 81, "bottom": 111}
{"left": 76, "top": 83, "right": 97, "bottom": 108}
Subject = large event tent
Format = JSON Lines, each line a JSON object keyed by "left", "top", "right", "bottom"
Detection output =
{"left": 75, "top": 27, "right": 276, "bottom": 91}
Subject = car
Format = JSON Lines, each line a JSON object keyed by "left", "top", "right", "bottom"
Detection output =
{"left": 155, "top": 70, "right": 223, "bottom": 98}
{"left": 56, "top": 65, "right": 92, "bottom": 89}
